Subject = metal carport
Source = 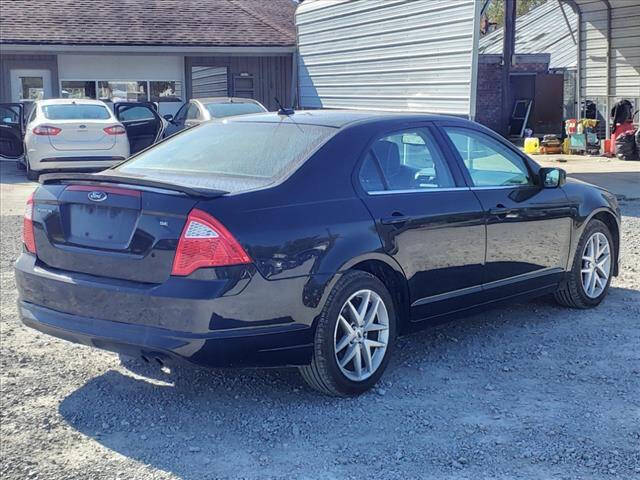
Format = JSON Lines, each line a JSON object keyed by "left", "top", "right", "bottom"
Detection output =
{"left": 560, "top": 0, "right": 640, "bottom": 137}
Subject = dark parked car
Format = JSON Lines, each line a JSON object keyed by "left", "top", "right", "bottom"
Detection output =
{"left": 162, "top": 97, "right": 267, "bottom": 137}
{"left": 15, "top": 111, "right": 621, "bottom": 396}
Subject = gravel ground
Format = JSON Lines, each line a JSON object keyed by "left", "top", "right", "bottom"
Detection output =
{"left": 1, "top": 198, "right": 639, "bottom": 480}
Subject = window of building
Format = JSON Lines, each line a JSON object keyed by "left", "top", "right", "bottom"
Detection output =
{"left": 60, "top": 80, "right": 183, "bottom": 104}
{"left": 61, "top": 81, "right": 97, "bottom": 99}
{"left": 150, "top": 81, "right": 182, "bottom": 102}
{"left": 98, "top": 81, "right": 147, "bottom": 102}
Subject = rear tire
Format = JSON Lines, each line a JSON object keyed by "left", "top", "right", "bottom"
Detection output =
{"left": 555, "top": 219, "right": 614, "bottom": 308}
{"left": 25, "top": 158, "right": 39, "bottom": 181}
{"left": 299, "top": 271, "right": 396, "bottom": 396}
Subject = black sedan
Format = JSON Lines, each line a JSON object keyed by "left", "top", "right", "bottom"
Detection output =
{"left": 15, "top": 110, "right": 621, "bottom": 396}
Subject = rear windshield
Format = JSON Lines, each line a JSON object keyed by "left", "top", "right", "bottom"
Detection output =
{"left": 204, "top": 102, "right": 266, "bottom": 118}
{"left": 42, "top": 104, "right": 111, "bottom": 120}
{"left": 116, "top": 120, "right": 335, "bottom": 190}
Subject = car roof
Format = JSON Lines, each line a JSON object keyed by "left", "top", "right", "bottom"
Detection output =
{"left": 194, "top": 97, "right": 264, "bottom": 105}
{"left": 226, "top": 109, "right": 469, "bottom": 128}
{"left": 36, "top": 99, "right": 110, "bottom": 106}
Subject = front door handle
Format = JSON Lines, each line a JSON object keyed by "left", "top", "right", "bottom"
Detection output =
{"left": 489, "top": 206, "right": 519, "bottom": 219}
{"left": 381, "top": 214, "right": 411, "bottom": 226}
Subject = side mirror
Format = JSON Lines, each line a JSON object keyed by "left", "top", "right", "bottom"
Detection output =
{"left": 539, "top": 167, "right": 566, "bottom": 188}
{"left": 163, "top": 114, "right": 174, "bottom": 122}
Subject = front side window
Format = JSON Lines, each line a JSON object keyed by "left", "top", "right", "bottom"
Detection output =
{"left": 359, "top": 128, "right": 455, "bottom": 192}
{"left": 117, "top": 105, "right": 155, "bottom": 122}
{"left": 173, "top": 103, "right": 189, "bottom": 124}
{"left": 186, "top": 104, "right": 201, "bottom": 120}
{"left": 41, "top": 104, "right": 111, "bottom": 120}
{"left": 444, "top": 127, "right": 533, "bottom": 187}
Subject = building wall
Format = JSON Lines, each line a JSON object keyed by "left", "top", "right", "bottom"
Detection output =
{"left": 475, "top": 55, "right": 503, "bottom": 133}
{"left": 0, "top": 54, "right": 59, "bottom": 102}
{"left": 475, "top": 54, "right": 555, "bottom": 135}
{"left": 57, "top": 54, "right": 184, "bottom": 82}
{"left": 295, "top": 0, "right": 481, "bottom": 117}
{"left": 186, "top": 56, "right": 293, "bottom": 110}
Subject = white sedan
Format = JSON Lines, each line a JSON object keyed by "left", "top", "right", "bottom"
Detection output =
{"left": 22, "top": 99, "right": 163, "bottom": 180}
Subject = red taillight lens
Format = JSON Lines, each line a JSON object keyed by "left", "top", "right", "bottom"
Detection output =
{"left": 103, "top": 125, "right": 127, "bottom": 135}
{"left": 23, "top": 192, "right": 36, "bottom": 254}
{"left": 171, "top": 209, "right": 251, "bottom": 276}
{"left": 33, "top": 125, "right": 61, "bottom": 136}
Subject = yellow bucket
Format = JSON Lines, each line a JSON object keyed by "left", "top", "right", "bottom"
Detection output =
{"left": 524, "top": 137, "right": 539, "bottom": 154}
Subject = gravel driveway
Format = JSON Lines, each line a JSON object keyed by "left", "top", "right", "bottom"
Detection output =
{"left": 1, "top": 171, "right": 639, "bottom": 479}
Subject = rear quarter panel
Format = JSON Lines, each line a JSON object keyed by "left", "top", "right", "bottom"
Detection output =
{"left": 194, "top": 125, "right": 393, "bottom": 308}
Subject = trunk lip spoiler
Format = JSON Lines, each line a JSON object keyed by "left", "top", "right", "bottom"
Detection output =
{"left": 39, "top": 173, "right": 229, "bottom": 198}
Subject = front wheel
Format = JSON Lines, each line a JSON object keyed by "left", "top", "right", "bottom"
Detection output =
{"left": 555, "top": 219, "right": 614, "bottom": 308}
{"left": 299, "top": 271, "right": 396, "bottom": 396}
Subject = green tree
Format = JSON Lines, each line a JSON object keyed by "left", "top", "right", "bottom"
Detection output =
{"left": 486, "top": 0, "right": 548, "bottom": 26}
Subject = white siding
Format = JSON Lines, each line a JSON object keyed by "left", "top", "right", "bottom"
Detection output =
{"left": 191, "top": 67, "right": 229, "bottom": 98}
{"left": 575, "top": 0, "right": 640, "bottom": 98}
{"left": 295, "top": 0, "right": 480, "bottom": 117}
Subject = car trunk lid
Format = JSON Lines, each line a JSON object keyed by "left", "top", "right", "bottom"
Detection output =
{"left": 48, "top": 120, "right": 116, "bottom": 151}
{"left": 33, "top": 173, "right": 227, "bottom": 283}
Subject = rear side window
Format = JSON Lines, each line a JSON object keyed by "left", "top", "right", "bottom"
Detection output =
{"left": 117, "top": 121, "right": 335, "bottom": 189}
{"left": 117, "top": 105, "right": 155, "bottom": 121}
{"left": 42, "top": 104, "right": 111, "bottom": 120}
{"left": 204, "top": 102, "right": 266, "bottom": 118}
{"left": 0, "top": 105, "right": 20, "bottom": 124}
{"left": 359, "top": 128, "right": 454, "bottom": 192}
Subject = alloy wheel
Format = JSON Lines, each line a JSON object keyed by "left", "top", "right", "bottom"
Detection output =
{"left": 333, "top": 289, "right": 389, "bottom": 382}
{"left": 581, "top": 232, "right": 611, "bottom": 299}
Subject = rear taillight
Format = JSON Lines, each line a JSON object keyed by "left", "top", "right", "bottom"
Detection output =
{"left": 33, "top": 125, "right": 61, "bottom": 136}
{"left": 103, "top": 125, "right": 127, "bottom": 135}
{"left": 171, "top": 209, "right": 251, "bottom": 276}
{"left": 23, "top": 192, "right": 36, "bottom": 254}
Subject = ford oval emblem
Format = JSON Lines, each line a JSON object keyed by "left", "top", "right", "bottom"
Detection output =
{"left": 88, "top": 191, "right": 108, "bottom": 202}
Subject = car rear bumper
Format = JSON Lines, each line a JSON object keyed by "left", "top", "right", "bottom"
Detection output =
{"left": 15, "top": 253, "right": 319, "bottom": 368}
{"left": 26, "top": 141, "right": 129, "bottom": 171}
{"left": 29, "top": 156, "right": 126, "bottom": 171}
{"left": 19, "top": 301, "right": 313, "bottom": 368}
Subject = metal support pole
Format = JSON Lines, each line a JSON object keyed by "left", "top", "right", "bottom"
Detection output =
{"left": 502, "top": 0, "right": 516, "bottom": 136}
{"left": 604, "top": 0, "right": 612, "bottom": 138}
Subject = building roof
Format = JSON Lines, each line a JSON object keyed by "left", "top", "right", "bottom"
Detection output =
{"left": 0, "top": 0, "right": 297, "bottom": 48}
{"left": 479, "top": 0, "right": 578, "bottom": 70}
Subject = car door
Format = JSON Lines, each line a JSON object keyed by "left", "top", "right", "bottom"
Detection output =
{"left": 163, "top": 102, "right": 189, "bottom": 137}
{"left": 357, "top": 124, "right": 486, "bottom": 322}
{"left": 113, "top": 102, "right": 163, "bottom": 154}
{"left": 439, "top": 124, "right": 573, "bottom": 300}
{"left": 0, "top": 103, "right": 24, "bottom": 158}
